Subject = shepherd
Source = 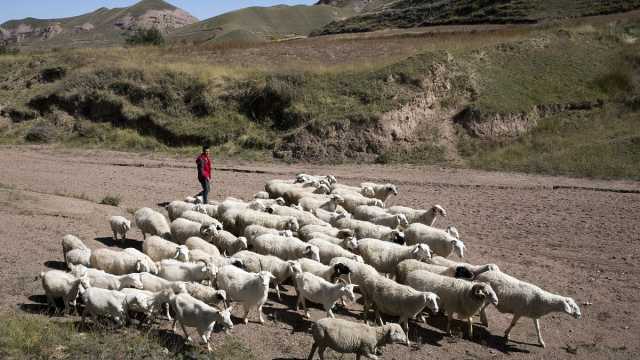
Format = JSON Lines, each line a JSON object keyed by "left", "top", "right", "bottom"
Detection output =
{"left": 196, "top": 144, "right": 212, "bottom": 204}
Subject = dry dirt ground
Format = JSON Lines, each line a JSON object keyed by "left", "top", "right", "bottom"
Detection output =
{"left": 0, "top": 145, "right": 639, "bottom": 359}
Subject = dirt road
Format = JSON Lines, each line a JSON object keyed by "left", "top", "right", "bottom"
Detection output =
{"left": 0, "top": 145, "right": 638, "bottom": 359}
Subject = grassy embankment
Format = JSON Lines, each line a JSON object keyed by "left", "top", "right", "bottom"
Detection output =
{"left": 0, "top": 17, "right": 639, "bottom": 178}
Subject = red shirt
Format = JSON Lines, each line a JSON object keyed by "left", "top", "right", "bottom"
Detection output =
{"left": 196, "top": 153, "right": 212, "bottom": 180}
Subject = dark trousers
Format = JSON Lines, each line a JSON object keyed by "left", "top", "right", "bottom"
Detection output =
{"left": 198, "top": 177, "right": 210, "bottom": 204}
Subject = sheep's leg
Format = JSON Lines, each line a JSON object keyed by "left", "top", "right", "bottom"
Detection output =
{"left": 534, "top": 318, "right": 546, "bottom": 348}
{"left": 447, "top": 312, "right": 453, "bottom": 336}
{"left": 274, "top": 282, "right": 281, "bottom": 301}
{"left": 296, "top": 294, "right": 302, "bottom": 310}
{"left": 164, "top": 303, "right": 172, "bottom": 320}
{"left": 364, "top": 353, "right": 379, "bottom": 360}
{"left": 479, "top": 306, "right": 489, "bottom": 326}
{"left": 258, "top": 305, "right": 265, "bottom": 324}
{"left": 242, "top": 304, "right": 250, "bottom": 324}
{"left": 112, "top": 231, "right": 118, "bottom": 242}
{"left": 325, "top": 303, "right": 335, "bottom": 319}
{"left": 402, "top": 318, "right": 410, "bottom": 346}
{"left": 317, "top": 346, "right": 326, "bottom": 360}
{"left": 172, "top": 318, "right": 178, "bottom": 332}
{"left": 302, "top": 298, "right": 310, "bottom": 319}
{"left": 179, "top": 322, "right": 192, "bottom": 343}
{"left": 467, "top": 317, "right": 474, "bottom": 339}
{"left": 307, "top": 342, "right": 318, "bottom": 360}
{"left": 45, "top": 294, "right": 56, "bottom": 313}
{"left": 504, "top": 315, "right": 521, "bottom": 341}
{"left": 375, "top": 309, "right": 384, "bottom": 326}
{"left": 81, "top": 306, "right": 87, "bottom": 325}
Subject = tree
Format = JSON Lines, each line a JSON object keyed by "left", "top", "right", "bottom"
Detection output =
{"left": 125, "top": 28, "right": 165, "bottom": 46}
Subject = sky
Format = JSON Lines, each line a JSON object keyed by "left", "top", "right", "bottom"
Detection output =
{"left": 0, "top": 0, "right": 316, "bottom": 24}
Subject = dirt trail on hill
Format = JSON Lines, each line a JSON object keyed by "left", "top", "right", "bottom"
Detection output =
{"left": 0, "top": 145, "right": 638, "bottom": 359}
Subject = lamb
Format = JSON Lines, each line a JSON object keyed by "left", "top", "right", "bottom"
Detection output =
{"left": 179, "top": 210, "right": 223, "bottom": 230}
{"left": 123, "top": 248, "right": 159, "bottom": 275}
{"left": 170, "top": 291, "right": 234, "bottom": 352}
{"left": 298, "top": 194, "right": 344, "bottom": 213}
{"left": 267, "top": 204, "right": 329, "bottom": 227}
{"left": 90, "top": 248, "right": 153, "bottom": 275}
{"left": 387, "top": 205, "right": 447, "bottom": 226}
{"left": 297, "top": 258, "right": 353, "bottom": 283}
{"left": 235, "top": 208, "right": 300, "bottom": 235}
{"left": 185, "top": 236, "right": 221, "bottom": 257}
{"left": 427, "top": 256, "right": 500, "bottom": 277}
{"left": 215, "top": 265, "right": 274, "bottom": 324}
{"left": 249, "top": 233, "right": 320, "bottom": 262}
{"left": 134, "top": 207, "right": 172, "bottom": 240}
{"left": 370, "top": 213, "right": 409, "bottom": 229}
{"left": 211, "top": 231, "right": 247, "bottom": 255}
{"left": 357, "top": 239, "right": 432, "bottom": 274}
{"left": 244, "top": 224, "right": 293, "bottom": 242}
{"left": 70, "top": 265, "right": 144, "bottom": 291}
{"left": 308, "top": 318, "right": 406, "bottom": 360}
{"left": 167, "top": 200, "right": 205, "bottom": 221}
{"left": 331, "top": 213, "right": 404, "bottom": 243}
{"left": 65, "top": 248, "right": 92, "bottom": 269}
{"left": 109, "top": 216, "right": 131, "bottom": 244}
{"left": 171, "top": 218, "right": 220, "bottom": 245}
{"left": 352, "top": 205, "right": 389, "bottom": 222}
{"left": 404, "top": 223, "right": 465, "bottom": 258}
{"left": 405, "top": 270, "right": 498, "bottom": 338}
{"left": 298, "top": 224, "right": 353, "bottom": 242}
{"left": 360, "top": 182, "right": 398, "bottom": 203}
{"left": 476, "top": 270, "right": 581, "bottom": 348}
{"left": 365, "top": 275, "right": 439, "bottom": 343}
{"left": 81, "top": 287, "right": 128, "bottom": 327}
{"left": 156, "top": 259, "right": 217, "bottom": 284}
{"left": 395, "top": 259, "right": 475, "bottom": 284}
{"left": 40, "top": 270, "right": 90, "bottom": 314}
{"left": 183, "top": 282, "right": 228, "bottom": 309}
{"left": 233, "top": 250, "right": 299, "bottom": 300}
{"left": 293, "top": 269, "right": 357, "bottom": 319}
{"left": 143, "top": 235, "right": 190, "bottom": 262}
{"left": 308, "top": 237, "right": 361, "bottom": 265}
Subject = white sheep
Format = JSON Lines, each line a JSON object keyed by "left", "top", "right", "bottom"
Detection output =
{"left": 365, "top": 274, "right": 439, "bottom": 344}
{"left": 387, "top": 205, "right": 447, "bottom": 226}
{"left": 185, "top": 236, "right": 221, "bottom": 257}
{"left": 328, "top": 257, "right": 381, "bottom": 318}
{"left": 352, "top": 205, "right": 389, "bottom": 222}
{"left": 171, "top": 218, "right": 220, "bottom": 245}
{"left": 167, "top": 200, "right": 205, "bottom": 221}
{"left": 120, "top": 288, "right": 158, "bottom": 316}
{"left": 134, "top": 207, "right": 172, "bottom": 240}
{"left": 293, "top": 269, "right": 357, "bottom": 319}
{"left": 299, "top": 194, "right": 344, "bottom": 213}
{"left": 211, "top": 231, "right": 247, "bottom": 255}
{"left": 298, "top": 224, "right": 353, "bottom": 242}
{"left": 81, "top": 287, "right": 128, "bottom": 326}
{"left": 109, "top": 216, "right": 131, "bottom": 244}
{"left": 243, "top": 224, "right": 293, "bottom": 242}
{"left": 40, "top": 270, "right": 90, "bottom": 314}
{"left": 143, "top": 235, "right": 190, "bottom": 262}
{"left": 476, "top": 270, "right": 581, "bottom": 348}
{"left": 156, "top": 259, "right": 217, "bottom": 284}
{"left": 308, "top": 237, "right": 361, "bottom": 265}
{"left": 65, "top": 248, "right": 91, "bottom": 269}
{"left": 170, "top": 291, "right": 234, "bottom": 352}
{"left": 395, "top": 259, "right": 475, "bottom": 284}
{"left": 123, "top": 248, "right": 159, "bottom": 275}
{"left": 370, "top": 213, "right": 409, "bottom": 229}
{"left": 404, "top": 223, "right": 465, "bottom": 258}
{"left": 360, "top": 182, "right": 398, "bottom": 203}
{"left": 233, "top": 250, "right": 298, "bottom": 300}
{"left": 249, "top": 233, "right": 320, "bottom": 262}
{"left": 295, "top": 174, "right": 337, "bottom": 185}
{"left": 215, "top": 265, "right": 274, "bottom": 324}
{"left": 357, "top": 238, "right": 432, "bottom": 274}
{"left": 235, "top": 208, "right": 300, "bottom": 235}
{"left": 179, "top": 210, "right": 223, "bottom": 230}
{"left": 267, "top": 204, "right": 329, "bottom": 227}
{"left": 70, "top": 265, "right": 144, "bottom": 291}
{"left": 427, "top": 256, "right": 500, "bottom": 276}
{"left": 89, "top": 248, "right": 153, "bottom": 275}
{"left": 406, "top": 270, "right": 498, "bottom": 338}
{"left": 331, "top": 190, "right": 384, "bottom": 213}
{"left": 331, "top": 213, "right": 404, "bottom": 243}
{"left": 308, "top": 318, "right": 406, "bottom": 360}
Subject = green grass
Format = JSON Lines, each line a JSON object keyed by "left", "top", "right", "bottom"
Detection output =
{"left": 100, "top": 194, "right": 122, "bottom": 207}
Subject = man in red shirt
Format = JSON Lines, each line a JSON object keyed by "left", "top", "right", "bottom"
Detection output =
{"left": 196, "top": 144, "right": 212, "bottom": 204}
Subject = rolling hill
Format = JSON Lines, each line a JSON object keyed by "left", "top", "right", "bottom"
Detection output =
{"left": 168, "top": 4, "right": 353, "bottom": 45}
{"left": 0, "top": 0, "right": 197, "bottom": 48}
{"left": 315, "top": 0, "right": 640, "bottom": 35}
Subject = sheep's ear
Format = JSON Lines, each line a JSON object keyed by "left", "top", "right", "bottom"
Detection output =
{"left": 136, "top": 260, "right": 142, "bottom": 272}
{"left": 411, "top": 246, "right": 419, "bottom": 254}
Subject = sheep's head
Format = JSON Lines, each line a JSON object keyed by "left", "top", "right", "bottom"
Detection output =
{"left": 124, "top": 219, "right": 132, "bottom": 231}
{"left": 325, "top": 175, "right": 337, "bottom": 185}
{"left": 275, "top": 197, "right": 286, "bottom": 206}
{"left": 562, "top": 297, "right": 582, "bottom": 319}
{"left": 395, "top": 214, "right": 409, "bottom": 228}
{"left": 285, "top": 218, "right": 300, "bottom": 232}
{"left": 315, "top": 184, "right": 331, "bottom": 194}
{"left": 485, "top": 264, "right": 500, "bottom": 272}
{"left": 472, "top": 283, "right": 498, "bottom": 306}
{"left": 248, "top": 201, "right": 267, "bottom": 212}
{"left": 433, "top": 205, "right": 447, "bottom": 217}
{"left": 77, "top": 275, "right": 91, "bottom": 295}
{"left": 372, "top": 199, "right": 385, "bottom": 208}
{"left": 135, "top": 259, "right": 151, "bottom": 273}
{"left": 361, "top": 186, "right": 375, "bottom": 198}
{"left": 343, "top": 236, "right": 358, "bottom": 251}
{"left": 446, "top": 225, "right": 459, "bottom": 239}
{"left": 295, "top": 173, "right": 308, "bottom": 183}
{"left": 200, "top": 224, "right": 219, "bottom": 239}
{"left": 69, "top": 264, "right": 88, "bottom": 278}
{"left": 122, "top": 273, "right": 144, "bottom": 290}
{"left": 391, "top": 230, "right": 406, "bottom": 245}
{"left": 339, "top": 283, "right": 357, "bottom": 303}
{"left": 453, "top": 266, "right": 474, "bottom": 280}
{"left": 411, "top": 244, "right": 432, "bottom": 260}
{"left": 219, "top": 306, "right": 234, "bottom": 331}
{"left": 257, "top": 271, "right": 276, "bottom": 287}
{"left": 452, "top": 239, "right": 465, "bottom": 258}
{"left": 384, "top": 323, "right": 407, "bottom": 345}
{"left": 303, "top": 245, "right": 321, "bottom": 262}
{"left": 193, "top": 204, "right": 207, "bottom": 214}
{"left": 353, "top": 255, "right": 364, "bottom": 263}
{"left": 198, "top": 260, "right": 218, "bottom": 282}
{"left": 386, "top": 184, "right": 398, "bottom": 196}
{"left": 279, "top": 229, "right": 294, "bottom": 237}
{"left": 331, "top": 194, "right": 345, "bottom": 205}
{"left": 333, "top": 263, "right": 351, "bottom": 277}
{"left": 287, "top": 260, "right": 303, "bottom": 276}
{"left": 236, "top": 237, "right": 248, "bottom": 251}
{"left": 291, "top": 204, "right": 303, "bottom": 211}
{"left": 422, "top": 292, "right": 440, "bottom": 313}
{"left": 174, "top": 245, "right": 190, "bottom": 262}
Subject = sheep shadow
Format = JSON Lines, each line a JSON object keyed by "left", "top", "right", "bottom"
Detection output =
{"left": 44, "top": 260, "right": 67, "bottom": 270}
{"left": 157, "top": 202, "right": 171, "bottom": 208}
{"left": 18, "top": 302, "right": 51, "bottom": 315}
{"left": 94, "top": 236, "right": 142, "bottom": 250}
{"left": 150, "top": 328, "right": 189, "bottom": 353}
{"left": 261, "top": 301, "right": 313, "bottom": 334}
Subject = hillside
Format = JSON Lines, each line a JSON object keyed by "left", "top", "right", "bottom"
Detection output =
{"left": 169, "top": 4, "right": 353, "bottom": 45}
{"left": 0, "top": 0, "right": 197, "bottom": 48}
{"left": 315, "top": 0, "right": 640, "bottom": 35}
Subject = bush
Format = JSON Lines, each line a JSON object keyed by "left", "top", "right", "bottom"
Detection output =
{"left": 125, "top": 28, "right": 165, "bottom": 46}
{"left": 25, "top": 124, "right": 56, "bottom": 143}
{"left": 0, "top": 44, "right": 19, "bottom": 56}
{"left": 100, "top": 194, "right": 121, "bottom": 207}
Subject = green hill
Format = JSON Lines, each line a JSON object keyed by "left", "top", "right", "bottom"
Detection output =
{"left": 0, "top": 0, "right": 197, "bottom": 49}
{"left": 169, "top": 5, "right": 353, "bottom": 44}
{"left": 315, "top": 0, "right": 640, "bottom": 35}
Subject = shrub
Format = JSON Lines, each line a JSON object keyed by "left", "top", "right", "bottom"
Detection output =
{"left": 25, "top": 124, "right": 56, "bottom": 143}
{"left": 0, "top": 44, "right": 19, "bottom": 55}
{"left": 100, "top": 194, "right": 121, "bottom": 207}
{"left": 125, "top": 28, "right": 165, "bottom": 46}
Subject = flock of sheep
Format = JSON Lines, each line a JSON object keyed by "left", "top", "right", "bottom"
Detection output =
{"left": 39, "top": 173, "right": 582, "bottom": 358}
